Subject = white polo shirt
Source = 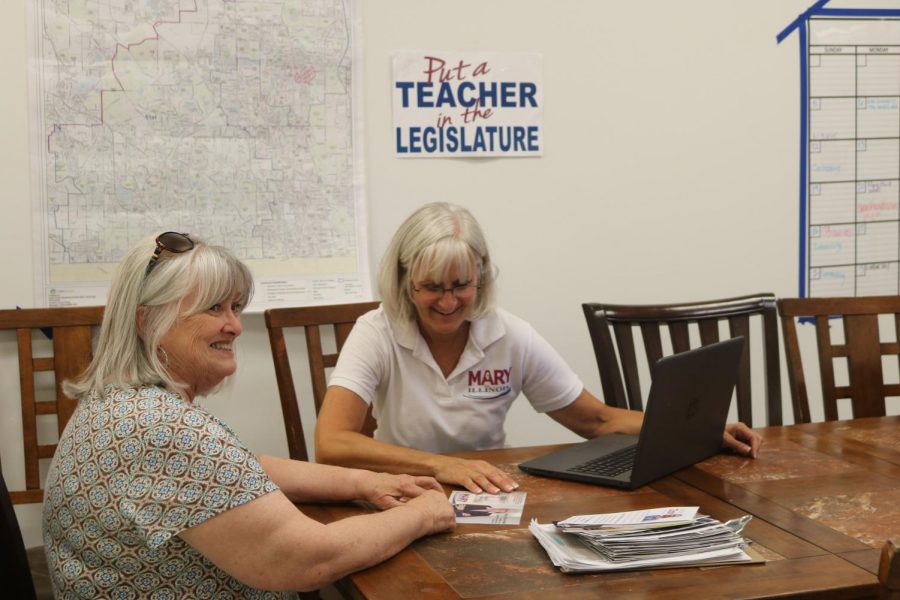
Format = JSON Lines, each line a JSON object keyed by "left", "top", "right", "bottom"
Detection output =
{"left": 329, "top": 306, "right": 583, "bottom": 452}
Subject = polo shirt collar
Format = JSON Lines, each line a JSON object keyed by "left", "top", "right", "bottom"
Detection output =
{"left": 468, "top": 309, "right": 505, "bottom": 352}
{"left": 394, "top": 309, "right": 507, "bottom": 377}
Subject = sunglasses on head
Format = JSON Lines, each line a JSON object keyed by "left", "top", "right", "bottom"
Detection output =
{"left": 145, "top": 232, "right": 194, "bottom": 276}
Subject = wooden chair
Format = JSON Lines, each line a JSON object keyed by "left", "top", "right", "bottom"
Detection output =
{"left": 582, "top": 294, "right": 782, "bottom": 427}
{"left": 0, "top": 305, "right": 103, "bottom": 600}
{"left": 779, "top": 296, "right": 897, "bottom": 423}
{"left": 264, "top": 302, "right": 380, "bottom": 462}
{"left": 881, "top": 538, "right": 900, "bottom": 599}
{"left": 0, "top": 306, "right": 104, "bottom": 503}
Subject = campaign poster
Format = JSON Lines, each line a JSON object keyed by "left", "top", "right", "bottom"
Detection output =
{"left": 392, "top": 52, "right": 543, "bottom": 157}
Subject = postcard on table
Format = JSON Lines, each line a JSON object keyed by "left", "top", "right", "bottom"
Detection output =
{"left": 448, "top": 490, "right": 527, "bottom": 524}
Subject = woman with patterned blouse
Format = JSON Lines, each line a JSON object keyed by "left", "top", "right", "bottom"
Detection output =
{"left": 42, "top": 232, "right": 454, "bottom": 599}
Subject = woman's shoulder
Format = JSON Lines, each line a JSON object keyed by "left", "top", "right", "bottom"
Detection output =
{"left": 485, "top": 307, "right": 539, "bottom": 335}
{"left": 95, "top": 383, "right": 221, "bottom": 429}
{"left": 356, "top": 304, "right": 386, "bottom": 325}
{"left": 98, "top": 383, "right": 189, "bottom": 409}
{"left": 355, "top": 304, "right": 406, "bottom": 340}
{"left": 102, "top": 384, "right": 248, "bottom": 446}
{"left": 467, "top": 308, "right": 540, "bottom": 352}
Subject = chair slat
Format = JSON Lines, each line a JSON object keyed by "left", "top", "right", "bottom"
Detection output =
{"left": 880, "top": 342, "right": 900, "bottom": 355}
{"left": 37, "top": 445, "right": 57, "bottom": 459}
{"left": 334, "top": 322, "right": 355, "bottom": 350}
{"left": 834, "top": 383, "right": 900, "bottom": 398}
{"left": 16, "top": 329, "right": 40, "bottom": 493}
{"left": 34, "top": 402, "right": 56, "bottom": 416}
{"left": 895, "top": 314, "right": 900, "bottom": 377}
{"left": 264, "top": 302, "right": 380, "bottom": 460}
{"left": 641, "top": 324, "right": 664, "bottom": 370}
{"left": 267, "top": 325, "right": 308, "bottom": 461}
{"left": 669, "top": 322, "right": 691, "bottom": 354}
{"left": 53, "top": 326, "right": 94, "bottom": 433}
{"left": 8, "top": 489, "right": 43, "bottom": 505}
{"left": 844, "top": 314, "right": 888, "bottom": 418}
{"left": 760, "top": 305, "right": 783, "bottom": 426}
{"left": 304, "top": 325, "right": 328, "bottom": 414}
{"left": 780, "top": 313, "right": 811, "bottom": 423}
{"left": 814, "top": 317, "right": 840, "bottom": 421}
{"left": 32, "top": 357, "right": 54, "bottom": 372}
{"left": 612, "top": 323, "right": 642, "bottom": 411}
{"left": 727, "top": 314, "right": 753, "bottom": 425}
{"left": 698, "top": 319, "right": 720, "bottom": 346}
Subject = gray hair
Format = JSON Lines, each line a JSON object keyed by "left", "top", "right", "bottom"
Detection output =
{"left": 377, "top": 202, "right": 497, "bottom": 323}
{"left": 64, "top": 233, "right": 254, "bottom": 399}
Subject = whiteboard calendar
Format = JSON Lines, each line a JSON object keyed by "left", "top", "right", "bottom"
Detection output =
{"left": 803, "top": 14, "right": 900, "bottom": 296}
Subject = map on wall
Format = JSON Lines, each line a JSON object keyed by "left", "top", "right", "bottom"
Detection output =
{"left": 27, "top": 0, "right": 369, "bottom": 311}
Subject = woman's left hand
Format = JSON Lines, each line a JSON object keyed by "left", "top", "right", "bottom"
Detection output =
{"left": 723, "top": 422, "right": 762, "bottom": 458}
{"left": 357, "top": 472, "right": 446, "bottom": 509}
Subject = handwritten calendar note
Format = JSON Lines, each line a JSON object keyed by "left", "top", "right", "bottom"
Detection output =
{"left": 806, "top": 17, "right": 900, "bottom": 296}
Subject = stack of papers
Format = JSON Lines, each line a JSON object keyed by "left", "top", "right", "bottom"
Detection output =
{"left": 530, "top": 507, "right": 756, "bottom": 572}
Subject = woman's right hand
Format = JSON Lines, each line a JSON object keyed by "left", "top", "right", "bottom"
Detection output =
{"left": 432, "top": 457, "right": 519, "bottom": 494}
{"left": 403, "top": 489, "right": 456, "bottom": 535}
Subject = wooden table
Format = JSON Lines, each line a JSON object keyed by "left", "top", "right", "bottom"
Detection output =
{"left": 303, "top": 417, "right": 900, "bottom": 599}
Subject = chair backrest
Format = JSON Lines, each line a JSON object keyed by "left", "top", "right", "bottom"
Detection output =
{"left": 264, "top": 302, "right": 380, "bottom": 461}
{"left": 0, "top": 470, "right": 38, "bottom": 600}
{"left": 881, "top": 538, "right": 900, "bottom": 596}
{"left": 582, "top": 294, "right": 782, "bottom": 427}
{"left": 0, "top": 306, "right": 104, "bottom": 504}
{"left": 778, "top": 296, "right": 896, "bottom": 423}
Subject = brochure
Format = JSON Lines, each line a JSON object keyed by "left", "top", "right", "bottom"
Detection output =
{"left": 448, "top": 490, "right": 527, "bottom": 524}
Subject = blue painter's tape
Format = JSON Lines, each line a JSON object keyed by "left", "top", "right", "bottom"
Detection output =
{"left": 818, "top": 8, "right": 900, "bottom": 17}
{"left": 777, "top": 0, "right": 831, "bottom": 44}
{"left": 798, "top": 23, "right": 808, "bottom": 297}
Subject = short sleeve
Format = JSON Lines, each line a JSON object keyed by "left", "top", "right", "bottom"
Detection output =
{"left": 117, "top": 387, "right": 279, "bottom": 548}
{"left": 520, "top": 324, "right": 584, "bottom": 413}
{"left": 328, "top": 309, "right": 390, "bottom": 405}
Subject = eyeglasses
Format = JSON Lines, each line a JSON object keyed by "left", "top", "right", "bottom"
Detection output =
{"left": 412, "top": 282, "right": 480, "bottom": 300}
{"left": 145, "top": 232, "right": 194, "bottom": 276}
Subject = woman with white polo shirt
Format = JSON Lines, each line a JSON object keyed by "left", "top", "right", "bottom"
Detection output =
{"left": 314, "top": 202, "right": 761, "bottom": 494}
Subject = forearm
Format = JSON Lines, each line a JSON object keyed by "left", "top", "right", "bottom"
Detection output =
{"left": 258, "top": 455, "right": 369, "bottom": 503}
{"left": 274, "top": 506, "right": 432, "bottom": 590}
{"left": 584, "top": 405, "right": 641, "bottom": 437}
{"left": 548, "top": 389, "right": 644, "bottom": 439}
{"left": 316, "top": 430, "right": 446, "bottom": 479}
{"left": 563, "top": 406, "right": 615, "bottom": 439}
{"left": 182, "top": 489, "right": 444, "bottom": 592}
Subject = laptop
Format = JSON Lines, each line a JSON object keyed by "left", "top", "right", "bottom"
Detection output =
{"left": 519, "top": 336, "right": 744, "bottom": 489}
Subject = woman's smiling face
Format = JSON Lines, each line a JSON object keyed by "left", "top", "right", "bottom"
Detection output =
{"left": 158, "top": 291, "right": 244, "bottom": 399}
{"left": 410, "top": 260, "right": 479, "bottom": 341}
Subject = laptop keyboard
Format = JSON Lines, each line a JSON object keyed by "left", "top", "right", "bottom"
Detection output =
{"left": 568, "top": 445, "right": 637, "bottom": 477}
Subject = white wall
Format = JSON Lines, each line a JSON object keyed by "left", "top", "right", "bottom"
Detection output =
{"left": 0, "top": 0, "right": 851, "bottom": 546}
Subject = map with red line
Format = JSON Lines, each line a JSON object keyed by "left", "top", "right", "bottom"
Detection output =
{"left": 29, "top": 0, "right": 366, "bottom": 309}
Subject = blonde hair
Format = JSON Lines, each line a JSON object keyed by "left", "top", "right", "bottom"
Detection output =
{"left": 64, "top": 234, "right": 254, "bottom": 399}
{"left": 377, "top": 202, "right": 497, "bottom": 322}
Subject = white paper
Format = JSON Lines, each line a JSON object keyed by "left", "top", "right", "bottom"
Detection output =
{"left": 557, "top": 506, "right": 698, "bottom": 529}
{"left": 529, "top": 520, "right": 754, "bottom": 573}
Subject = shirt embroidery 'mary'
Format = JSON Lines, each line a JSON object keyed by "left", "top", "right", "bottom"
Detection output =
{"left": 464, "top": 367, "right": 513, "bottom": 399}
